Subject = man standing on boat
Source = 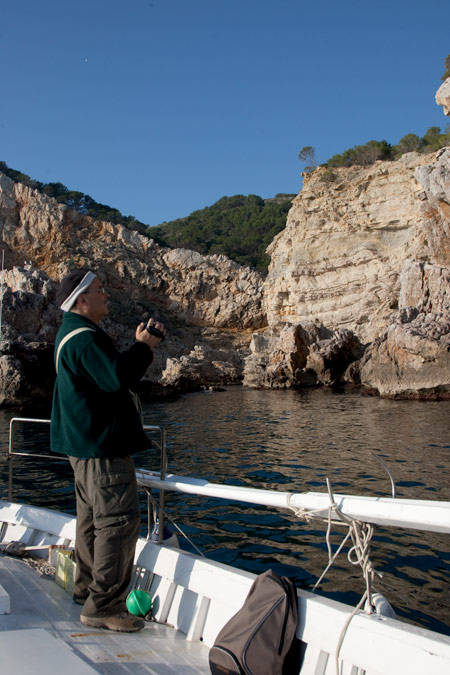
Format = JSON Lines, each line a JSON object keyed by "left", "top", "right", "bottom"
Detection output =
{"left": 50, "top": 268, "right": 165, "bottom": 633}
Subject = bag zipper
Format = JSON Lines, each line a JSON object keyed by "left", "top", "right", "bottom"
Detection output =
{"left": 278, "top": 578, "right": 292, "bottom": 655}
{"left": 242, "top": 592, "right": 286, "bottom": 673}
{"left": 211, "top": 645, "right": 245, "bottom": 674}
{"left": 262, "top": 574, "right": 291, "bottom": 655}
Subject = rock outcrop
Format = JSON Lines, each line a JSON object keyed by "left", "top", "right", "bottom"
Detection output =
{"left": 358, "top": 310, "right": 450, "bottom": 399}
{"left": 161, "top": 343, "right": 244, "bottom": 390}
{"left": 242, "top": 322, "right": 362, "bottom": 389}
{"left": 263, "top": 149, "right": 450, "bottom": 345}
{"left": 436, "top": 77, "right": 450, "bottom": 117}
{"left": 0, "top": 267, "right": 58, "bottom": 406}
{"left": 0, "top": 174, "right": 265, "bottom": 406}
{"left": 0, "top": 172, "right": 265, "bottom": 333}
{"left": 358, "top": 260, "right": 450, "bottom": 398}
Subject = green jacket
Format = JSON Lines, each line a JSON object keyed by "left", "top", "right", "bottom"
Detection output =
{"left": 50, "top": 312, "right": 153, "bottom": 458}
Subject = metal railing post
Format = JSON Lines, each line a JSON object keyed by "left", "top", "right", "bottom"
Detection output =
{"left": 7, "top": 418, "right": 168, "bottom": 544}
{"left": 8, "top": 419, "right": 14, "bottom": 501}
{"left": 158, "top": 426, "right": 167, "bottom": 544}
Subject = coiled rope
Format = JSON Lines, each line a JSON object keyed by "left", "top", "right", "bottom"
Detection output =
{"left": 0, "top": 540, "right": 56, "bottom": 576}
{"left": 288, "top": 478, "right": 384, "bottom": 675}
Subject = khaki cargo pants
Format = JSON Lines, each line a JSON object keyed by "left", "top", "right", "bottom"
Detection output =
{"left": 69, "top": 456, "right": 141, "bottom": 618}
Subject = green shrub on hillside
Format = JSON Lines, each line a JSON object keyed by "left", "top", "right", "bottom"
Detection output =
{"left": 0, "top": 163, "right": 148, "bottom": 232}
{"left": 326, "top": 140, "right": 393, "bottom": 167}
{"left": 322, "top": 126, "right": 450, "bottom": 169}
{"left": 147, "top": 194, "right": 295, "bottom": 273}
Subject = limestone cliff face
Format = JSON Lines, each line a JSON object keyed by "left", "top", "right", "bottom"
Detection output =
{"left": 0, "top": 173, "right": 265, "bottom": 405}
{"left": 0, "top": 173, "right": 265, "bottom": 332}
{"left": 436, "top": 77, "right": 450, "bottom": 116}
{"left": 264, "top": 149, "right": 450, "bottom": 345}
{"left": 243, "top": 145, "right": 450, "bottom": 396}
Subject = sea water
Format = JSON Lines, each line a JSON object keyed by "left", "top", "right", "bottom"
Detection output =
{"left": 0, "top": 386, "right": 449, "bottom": 635}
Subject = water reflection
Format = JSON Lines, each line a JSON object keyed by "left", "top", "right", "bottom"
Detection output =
{"left": 0, "top": 387, "right": 449, "bottom": 635}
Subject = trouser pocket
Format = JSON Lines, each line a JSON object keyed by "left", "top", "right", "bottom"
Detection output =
{"left": 92, "top": 457, "right": 140, "bottom": 528}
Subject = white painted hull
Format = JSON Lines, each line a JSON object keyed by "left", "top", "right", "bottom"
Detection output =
{"left": 1, "top": 499, "right": 450, "bottom": 675}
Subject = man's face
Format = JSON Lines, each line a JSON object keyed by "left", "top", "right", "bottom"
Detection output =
{"left": 81, "top": 277, "right": 109, "bottom": 323}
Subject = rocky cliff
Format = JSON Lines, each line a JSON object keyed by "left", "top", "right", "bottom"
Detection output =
{"left": 242, "top": 80, "right": 450, "bottom": 397}
{"left": 1, "top": 81, "right": 449, "bottom": 405}
{"left": 436, "top": 77, "right": 450, "bottom": 116}
{"left": 243, "top": 147, "right": 450, "bottom": 397}
{"left": 0, "top": 174, "right": 265, "bottom": 406}
{"left": 263, "top": 149, "right": 449, "bottom": 343}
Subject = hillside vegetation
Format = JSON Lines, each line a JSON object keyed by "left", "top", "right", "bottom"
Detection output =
{"left": 147, "top": 194, "right": 295, "bottom": 272}
{"left": 298, "top": 125, "right": 450, "bottom": 173}
{"left": 325, "top": 126, "right": 450, "bottom": 168}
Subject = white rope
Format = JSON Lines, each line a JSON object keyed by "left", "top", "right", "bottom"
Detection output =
{"left": 287, "top": 480, "right": 383, "bottom": 675}
{"left": 312, "top": 511, "right": 353, "bottom": 592}
{"left": 286, "top": 496, "right": 346, "bottom": 525}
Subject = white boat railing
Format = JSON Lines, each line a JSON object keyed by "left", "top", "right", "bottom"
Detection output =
{"left": 7, "top": 417, "right": 169, "bottom": 542}
{"left": 135, "top": 469, "right": 450, "bottom": 534}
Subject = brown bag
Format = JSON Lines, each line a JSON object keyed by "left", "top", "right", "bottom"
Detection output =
{"left": 209, "top": 568, "right": 302, "bottom": 675}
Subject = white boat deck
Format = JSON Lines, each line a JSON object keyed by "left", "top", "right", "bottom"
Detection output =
{"left": 0, "top": 553, "right": 211, "bottom": 674}
{"left": 2, "top": 499, "right": 450, "bottom": 675}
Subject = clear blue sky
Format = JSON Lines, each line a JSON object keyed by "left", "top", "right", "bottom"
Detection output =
{"left": 1, "top": 0, "right": 449, "bottom": 226}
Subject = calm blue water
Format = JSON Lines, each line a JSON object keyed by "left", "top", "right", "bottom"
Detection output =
{"left": 1, "top": 387, "right": 449, "bottom": 635}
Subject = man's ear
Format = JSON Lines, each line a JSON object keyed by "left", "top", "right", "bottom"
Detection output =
{"left": 73, "top": 294, "right": 87, "bottom": 312}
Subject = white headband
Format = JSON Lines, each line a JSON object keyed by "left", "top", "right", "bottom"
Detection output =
{"left": 60, "top": 271, "right": 97, "bottom": 312}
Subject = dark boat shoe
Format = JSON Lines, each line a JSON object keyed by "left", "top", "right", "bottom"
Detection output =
{"left": 80, "top": 611, "right": 145, "bottom": 632}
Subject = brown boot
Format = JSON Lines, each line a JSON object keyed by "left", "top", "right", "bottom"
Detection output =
{"left": 80, "top": 611, "right": 145, "bottom": 632}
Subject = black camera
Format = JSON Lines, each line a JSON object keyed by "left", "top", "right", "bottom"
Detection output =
{"left": 146, "top": 324, "right": 165, "bottom": 340}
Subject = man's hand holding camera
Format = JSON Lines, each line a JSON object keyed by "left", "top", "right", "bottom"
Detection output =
{"left": 136, "top": 318, "right": 166, "bottom": 349}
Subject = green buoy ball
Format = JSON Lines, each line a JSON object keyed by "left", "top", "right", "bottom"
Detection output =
{"left": 126, "top": 589, "right": 152, "bottom": 617}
